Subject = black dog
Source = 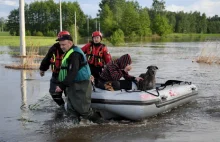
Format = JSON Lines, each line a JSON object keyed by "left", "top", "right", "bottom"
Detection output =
{"left": 137, "top": 65, "right": 158, "bottom": 91}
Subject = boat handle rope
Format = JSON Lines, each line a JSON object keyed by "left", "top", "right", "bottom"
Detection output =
{"left": 124, "top": 80, "right": 192, "bottom": 96}
{"left": 157, "top": 80, "right": 192, "bottom": 91}
{"left": 146, "top": 90, "right": 160, "bottom": 97}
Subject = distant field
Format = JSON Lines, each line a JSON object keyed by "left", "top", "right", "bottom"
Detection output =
{"left": 1, "top": 33, "right": 220, "bottom": 47}
{"left": 0, "top": 36, "right": 56, "bottom": 47}
{"left": 0, "top": 32, "right": 10, "bottom": 36}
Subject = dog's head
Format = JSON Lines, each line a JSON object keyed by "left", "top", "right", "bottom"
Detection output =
{"left": 146, "top": 65, "right": 158, "bottom": 76}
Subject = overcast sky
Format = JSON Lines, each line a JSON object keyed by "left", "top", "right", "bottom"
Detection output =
{"left": 1, "top": 0, "right": 220, "bottom": 19}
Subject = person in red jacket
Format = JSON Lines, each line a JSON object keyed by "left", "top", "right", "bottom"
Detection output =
{"left": 39, "top": 31, "right": 70, "bottom": 107}
{"left": 81, "top": 31, "right": 112, "bottom": 85}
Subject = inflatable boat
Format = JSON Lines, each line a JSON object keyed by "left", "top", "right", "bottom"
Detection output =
{"left": 91, "top": 80, "right": 198, "bottom": 121}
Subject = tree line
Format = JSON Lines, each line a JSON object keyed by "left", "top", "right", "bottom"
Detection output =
{"left": 2, "top": 0, "right": 220, "bottom": 39}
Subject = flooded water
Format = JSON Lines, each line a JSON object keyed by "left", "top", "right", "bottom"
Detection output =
{"left": 1, "top": 42, "right": 220, "bottom": 142}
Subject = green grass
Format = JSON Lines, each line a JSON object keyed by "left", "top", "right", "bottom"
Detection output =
{"left": 0, "top": 32, "right": 10, "bottom": 36}
{"left": 0, "top": 36, "right": 56, "bottom": 47}
{"left": 1, "top": 33, "right": 220, "bottom": 47}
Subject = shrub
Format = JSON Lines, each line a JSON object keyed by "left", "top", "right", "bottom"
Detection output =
{"left": 35, "top": 31, "right": 44, "bottom": 36}
{"left": 26, "top": 30, "right": 31, "bottom": 36}
{"left": 45, "top": 31, "right": 56, "bottom": 37}
{"left": 110, "top": 29, "right": 125, "bottom": 46}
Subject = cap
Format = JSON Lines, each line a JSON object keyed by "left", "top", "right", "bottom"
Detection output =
{"left": 56, "top": 34, "right": 73, "bottom": 41}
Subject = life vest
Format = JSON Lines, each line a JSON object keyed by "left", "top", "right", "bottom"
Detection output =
{"left": 50, "top": 49, "right": 63, "bottom": 73}
{"left": 86, "top": 44, "right": 105, "bottom": 67}
{"left": 58, "top": 46, "right": 91, "bottom": 82}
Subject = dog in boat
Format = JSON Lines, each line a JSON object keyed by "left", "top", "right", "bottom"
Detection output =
{"left": 137, "top": 65, "right": 158, "bottom": 91}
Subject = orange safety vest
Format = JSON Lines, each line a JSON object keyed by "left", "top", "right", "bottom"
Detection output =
{"left": 50, "top": 49, "right": 63, "bottom": 73}
{"left": 86, "top": 44, "right": 105, "bottom": 67}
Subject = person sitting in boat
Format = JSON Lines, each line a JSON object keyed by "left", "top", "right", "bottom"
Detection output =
{"left": 81, "top": 31, "right": 112, "bottom": 86}
{"left": 97, "top": 54, "right": 143, "bottom": 91}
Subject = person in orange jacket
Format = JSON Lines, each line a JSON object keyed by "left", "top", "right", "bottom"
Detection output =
{"left": 81, "top": 31, "right": 112, "bottom": 85}
{"left": 39, "top": 31, "right": 70, "bottom": 107}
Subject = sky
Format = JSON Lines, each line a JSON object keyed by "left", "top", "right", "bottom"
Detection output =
{"left": 1, "top": 0, "right": 220, "bottom": 19}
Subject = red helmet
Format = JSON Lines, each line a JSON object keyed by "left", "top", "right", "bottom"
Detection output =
{"left": 57, "top": 31, "right": 70, "bottom": 38}
{"left": 92, "top": 31, "right": 102, "bottom": 38}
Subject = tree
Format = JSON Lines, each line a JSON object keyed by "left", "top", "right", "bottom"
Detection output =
{"left": 138, "top": 8, "right": 151, "bottom": 36}
{"left": 7, "top": 9, "right": 19, "bottom": 36}
{"left": 0, "top": 17, "right": 6, "bottom": 32}
{"left": 152, "top": 14, "right": 172, "bottom": 36}
{"left": 99, "top": 4, "right": 115, "bottom": 37}
{"left": 110, "top": 28, "right": 125, "bottom": 46}
{"left": 120, "top": 1, "right": 139, "bottom": 36}
{"left": 200, "top": 13, "right": 207, "bottom": 33}
{"left": 166, "top": 12, "right": 176, "bottom": 32}
{"left": 175, "top": 11, "right": 190, "bottom": 33}
{"left": 99, "top": 0, "right": 126, "bottom": 32}
{"left": 152, "top": 0, "right": 165, "bottom": 13}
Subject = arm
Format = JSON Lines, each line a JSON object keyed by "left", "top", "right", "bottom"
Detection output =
{"left": 58, "top": 52, "right": 81, "bottom": 90}
{"left": 123, "top": 71, "right": 135, "bottom": 81}
{"left": 39, "top": 43, "right": 57, "bottom": 71}
{"left": 103, "top": 46, "right": 112, "bottom": 64}
{"left": 108, "top": 65, "right": 124, "bottom": 81}
{"left": 81, "top": 42, "right": 91, "bottom": 53}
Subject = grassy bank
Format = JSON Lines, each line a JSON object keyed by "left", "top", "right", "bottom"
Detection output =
{"left": 0, "top": 32, "right": 10, "bottom": 36}
{"left": 0, "top": 36, "right": 56, "bottom": 47}
{"left": 1, "top": 32, "right": 220, "bottom": 47}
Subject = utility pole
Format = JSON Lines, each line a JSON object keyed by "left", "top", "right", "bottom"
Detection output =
{"left": 87, "top": 18, "right": 89, "bottom": 42}
{"left": 19, "top": 0, "right": 26, "bottom": 56}
{"left": 59, "top": 0, "right": 62, "bottom": 31}
{"left": 95, "top": 18, "right": 97, "bottom": 31}
{"left": 75, "top": 11, "right": 77, "bottom": 45}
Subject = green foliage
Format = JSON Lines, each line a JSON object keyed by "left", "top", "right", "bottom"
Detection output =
{"left": 138, "top": 8, "right": 151, "bottom": 36}
{"left": 120, "top": 2, "right": 139, "bottom": 36}
{"left": 152, "top": 14, "right": 172, "bottom": 36}
{"left": 45, "top": 31, "right": 56, "bottom": 37}
{"left": 110, "top": 29, "right": 125, "bottom": 46}
{"left": 99, "top": 4, "right": 115, "bottom": 36}
{"left": 152, "top": 0, "right": 165, "bottom": 13}
{"left": 9, "top": 30, "right": 16, "bottom": 36}
{"left": 35, "top": 31, "right": 44, "bottom": 36}
{"left": 7, "top": 9, "right": 19, "bottom": 36}
{"left": 0, "top": 17, "right": 6, "bottom": 32}
{"left": 166, "top": 12, "right": 176, "bottom": 32}
{"left": 26, "top": 30, "right": 31, "bottom": 36}
{"left": 6, "top": 0, "right": 88, "bottom": 38}
{"left": 66, "top": 24, "right": 81, "bottom": 44}
{"left": 5, "top": 0, "right": 220, "bottom": 40}
{"left": 201, "top": 13, "right": 207, "bottom": 33}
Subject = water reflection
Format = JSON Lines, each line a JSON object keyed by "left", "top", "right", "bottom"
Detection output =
{"left": 20, "top": 58, "right": 27, "bottom": 109}
{"left": 20, "top": 69, "right": 27, "bottom": 109}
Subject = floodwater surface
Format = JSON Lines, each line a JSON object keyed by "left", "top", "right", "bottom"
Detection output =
{"left": 0, "top": 42, "right": 220, "bottom": 142}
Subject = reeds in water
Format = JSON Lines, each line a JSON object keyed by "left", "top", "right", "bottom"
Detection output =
{"left": 195, "top": 42, "right": 220, "bottom": 64}
{"left": 5, "top": 45, "right": 41, "bottom": 70}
